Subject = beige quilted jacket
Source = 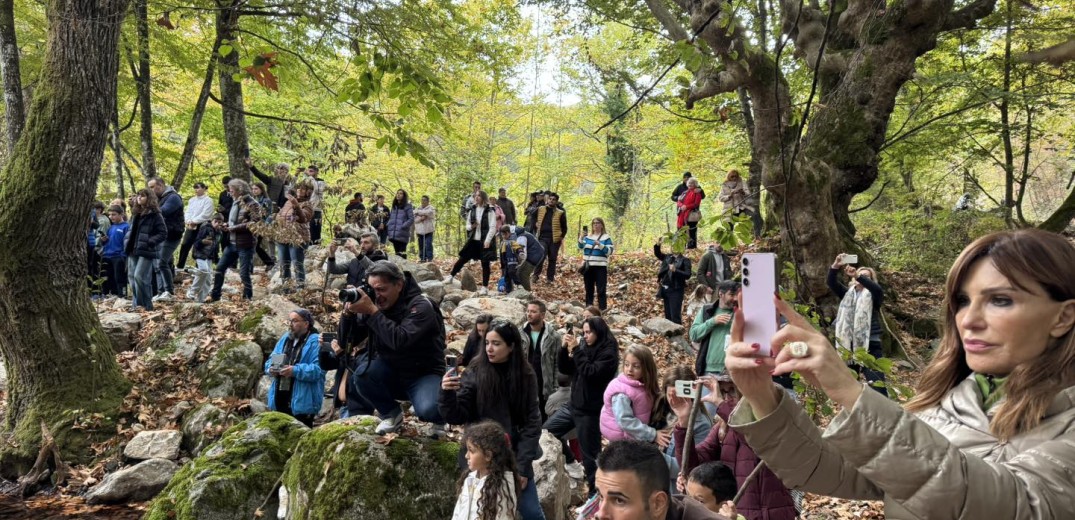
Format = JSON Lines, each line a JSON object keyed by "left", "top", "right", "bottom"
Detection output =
{"left": 728, "top": 376, "right": 1075, "bottom": 519}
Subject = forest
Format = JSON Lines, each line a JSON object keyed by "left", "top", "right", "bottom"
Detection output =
{"left": 0, "top": 0, "right": 1073, "bottom": 517}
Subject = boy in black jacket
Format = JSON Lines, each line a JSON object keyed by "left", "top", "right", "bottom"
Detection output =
{"left": 187, "top": 214, "right": 224, "bottom": 302}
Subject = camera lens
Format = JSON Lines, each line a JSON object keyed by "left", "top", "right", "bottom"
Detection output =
{"left": 742, "top": 257, "right": 750, "bottom": 266}
{"left": 743, "top": 278, "right": 750, "bottom": 287}
{"left": 742, "top": 268, "right": 750, "bottom": 277}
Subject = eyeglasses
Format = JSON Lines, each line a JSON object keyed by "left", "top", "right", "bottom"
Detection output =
{"left": 286, "top": 318, "right": 306, "bottom": 324}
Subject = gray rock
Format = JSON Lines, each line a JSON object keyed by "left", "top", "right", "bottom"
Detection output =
{"left": 256, "top": 375, "right": 273, "bottom": 402}
{"left": 111, "top": 298, "right": 132, "bottom": 312}
{"left": 145, "top": 324, "right": 208, "bottom": 365}
{"left": 547, "top": 303, "right": 560, "bottom": 315}
{"left": 180, "top": 403, "right": 229, "bottom": 456}
{"left": 240, "top": 294, "right": 298, "bottom": 357}
{"left": 508, "top": 288, "right": 532, "bottom": 301}
{"left": 198, "top": 340, "right": 263, "bottom": 399}
{"left": 642, "top": 317, "right": 685, "bottom": 337}
{"left": 669, "top": 335, "right": 693, "bottom": 353}
{"left": 249, "top": 400, "right": 269, "bottom": 414}
{"left": 98, "top": 312, "right": 142, "bottom": 352}
{"left": 124, "top": 430, "right": 182, "bottom": 461}
{"left": 147, "top": 413, "right": 309, "bottom": 520}
{"left": 442, "top": 292, "right": 465, "bottom": 305}
{"left": 426, "top": 262, "right": 443, "bottom": 281}
{"left": 446, "top": 338, "right": 467, "bottom": 356}
{"left": 605, "top": 311, "right": 639, "bottom": 327}
{"left": 85, "top": 458, "right": 178, "bottom": 504}
{"left": 451, "top": 297, "right": 527, "bottom": 329}
{"left": 418, "top": 280, "right": 446, "bottom": 304}
{"left": 625, "top": 326, "right": 647, "bottom": 339}
{"left": 459, "top": 270, "right": 478, "bottom": 291}
{"left": 440, "top": 301, "right": 457, "bottom": 314}
{"left": 535, "top": 431, "right": 571, "bottom": 520}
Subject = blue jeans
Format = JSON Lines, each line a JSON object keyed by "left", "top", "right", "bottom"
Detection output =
{"left": 128, "top": 256, "right": 155, "bottom": 310}
{"left": 276, "top": 243, "right": 306, "bottom": 285}
{"left": 211, "top": 244, "right": 254, "bottom": 300}
{"left": 155, "top": 237, "right": 181, "bottom": 294}
{"left": 518, "top": 479, "right": 546, "bottom": 520}
{"left": 353, "top": 357, "right": 443, "bottom": 423}
{"left": 417, "top": 232, "right": 434, "bottom": 262}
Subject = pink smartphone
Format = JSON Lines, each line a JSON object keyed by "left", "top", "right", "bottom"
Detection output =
{"left": 740, "top": 253, "right": 779, "bottom": 357}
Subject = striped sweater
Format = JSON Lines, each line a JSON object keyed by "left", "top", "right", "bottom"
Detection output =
{"left": 579, "top": 233, "right": 614, "bottom": 267}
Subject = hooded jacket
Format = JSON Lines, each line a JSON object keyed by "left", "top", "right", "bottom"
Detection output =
{"left": 158, "top": 186, "right": 185, "bottom": 240}
{"left": 559, "top": 334, "right": 619, "bottom": 415}
{"left": 521, "top": 320, "right": 561, "bottom": 404}
{"left": 352, "top": 272, "right": 446, "bottom": 378}
{"left": 730, "top": 377, "right": 1075, "bottom": 519}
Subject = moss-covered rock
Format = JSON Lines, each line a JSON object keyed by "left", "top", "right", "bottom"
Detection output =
{"left": 180, "top": 403, "right": 236, "bottom": 456}
{"left": 242, "top": 295, "right": 299, "bottom": 357}
{"left": 278, "top": 420, "right": 459, "bottom": 519}
{"left": 198, "top": 340, "right": 263, "bottom": 399}
{"left": 144, "top": 412, "right": 308, "bottom": 520}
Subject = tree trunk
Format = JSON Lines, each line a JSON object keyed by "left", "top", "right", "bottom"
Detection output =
{"left": 0, "top": 0, "right": 24, "bottom": 155}
{"left": 172, "top": 36, "right": 222, "bottom": 189}
{"left": 134, "top": 0, "right": 156, "bottom": 179}
{"left": 999, "top": 0, "right": 1015, "bottom": 225}
{"left": 216, "top": 1, "right": 250, "bottom": 182}
{"left": 1039, "top": 185, "right": 1075, "bottom": 232}
{"left": 0, "top": 0, "right": 131, "bottom": 477}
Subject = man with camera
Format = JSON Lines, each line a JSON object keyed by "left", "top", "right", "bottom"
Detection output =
{"left": 264, "top": 309, "right": 324, "bottom": 427}
{"left": 328, "top": 231, "right": 387, "bottom": 287}
{"left": 344, "top": 261, "right": 447, "bottom": 436}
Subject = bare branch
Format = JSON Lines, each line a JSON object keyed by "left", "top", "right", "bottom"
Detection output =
{"left": 643, "top": 0, "right": 691, "bottom": 41}
{"left": 942, "top": 0, "right": 997, "bottom": 31}
{"left": 1019, "top": 37, "right": 1075, "bottom": 66}
{"left": 207, "top": 91, "right": 375, "bottom": 139}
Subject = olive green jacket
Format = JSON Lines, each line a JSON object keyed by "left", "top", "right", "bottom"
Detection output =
{"left": 728, "top": 376, "right": 1075, "bottom": 519}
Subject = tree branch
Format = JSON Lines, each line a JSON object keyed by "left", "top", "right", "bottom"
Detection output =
{"left": 207, "top": 91, "right": 375, "bottom": 139}
{"left": 1018, "top": 37, "right": 1075, "bottom": 66}
{"left": 643, "top": 0, "right": 691, "bottom": 41}
{"left": 942, "top": 0, "right": 997, "bottom": 31}
{"left": 848, "top": 179, "right": 890, "bottom": 213}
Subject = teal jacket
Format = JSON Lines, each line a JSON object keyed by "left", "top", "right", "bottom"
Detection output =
{"left": 264, "top": 332, "right": 324, "bottom": 416}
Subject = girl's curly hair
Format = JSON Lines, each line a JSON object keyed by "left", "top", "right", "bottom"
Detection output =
{"left": 457, "top": 421, "right": 520, "bottom": 520}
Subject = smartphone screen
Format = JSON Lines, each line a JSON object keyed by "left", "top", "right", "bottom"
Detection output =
{"left": 741, "top": 253, "right": 778, "bottom": 357}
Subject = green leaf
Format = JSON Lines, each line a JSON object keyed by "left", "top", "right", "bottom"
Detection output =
{"left": 231, "top": 73, "right": 243, "bottom": 82}
{"left": 218, "top": 45, "right": 233, "bottom": 57}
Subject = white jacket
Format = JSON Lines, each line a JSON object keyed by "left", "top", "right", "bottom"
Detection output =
{"left": 452, "top": 470, "right": 517, "bottom": 520}
{"left": 184, "top": 194, "right": 215, "bottom": 225}
{"left": 415, "top": 205, "right": 436, "bottom": 235}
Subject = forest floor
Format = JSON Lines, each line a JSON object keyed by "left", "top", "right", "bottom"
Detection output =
{"left": 0, "top": 246, "right": 944, "bottom": 519}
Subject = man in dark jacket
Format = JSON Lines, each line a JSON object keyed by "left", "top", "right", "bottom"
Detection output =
{"left": 328, "top": 232, "right": 387, "bottom": 286}
{"left": 671, "top": 171, "right": 706, "bottom": 203}
{"left": 369, "top": 195, "right": 391, "bottom": 245}
{"left": 497, "top": 187, "right": 517, "bottom": 226}
{"left": 654, "top": 242, "right": 693, "bottom": 324}
{"left": 695, "top": 244, "right": 731, "bottom": 294}
{"left": 532, "top": 192, "right": 568, "bottom": 283}
{"left": 322, "top": 313, "right": 376, "bottom": 418}
{"left": 344, "top": 192, "right": 365, "bottom": 224}
{"left": 349, "top": 261, "right": 447, "bottom": 436}
{"left": 595, "top": 440, "right": 728, "bottom": 520}
{"left": 148, "top": 177, "right": 184, "bottom": 299}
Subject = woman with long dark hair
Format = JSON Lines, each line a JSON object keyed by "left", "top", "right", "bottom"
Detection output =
{"left": 386, "top": 189, "right": 414, "bottom": 258}
{"left": 726, "top": 229, "right": 1075, "bottom": 518}
{"left": 124, "top": 189, "right": 167, "bottom": 310}
{"left": 440, "top": 319, "right": 546, "bottom": 520}
{"left": 447, "top": 190, "right": 497, "bottom": 295}
{"left": 578, "top": 217, "right": 613, "bottom": 310}
{"left": 460, "top": 314, "right": 493, "bottom": 367}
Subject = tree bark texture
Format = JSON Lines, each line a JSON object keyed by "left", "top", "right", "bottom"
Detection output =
{"left": 135, "top": 0, "right": 156, "bottom": 180}
{"left": 171, "top": 36, "right": 222, "bottom": 189}
{"left": 0, "top": 0, "right": 131, "bottom": 477}
{"left": 669, "top": 0, "right": 996, "bottom": 299}
{"left": 0, "top": 0, "right": 24, "bottom": 155}
{"left": 217, "top": 1, "right": 250, "bottom": 182}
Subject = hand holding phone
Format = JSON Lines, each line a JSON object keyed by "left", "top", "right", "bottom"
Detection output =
{"left": 674, "top": 380, "right": 697, "bottom": 399}
{"left": 740, "top": 253, "right": 778, "bottom": 357}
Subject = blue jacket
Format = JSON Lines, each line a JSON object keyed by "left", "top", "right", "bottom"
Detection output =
{"left": 102, "top": 221, "right": 130, "bottom": 259}
{"left": 264, "top": 332, "right": 325, "bottom": 416}
{"left": 386, "top": 203, "right": 414, "bottom": 243}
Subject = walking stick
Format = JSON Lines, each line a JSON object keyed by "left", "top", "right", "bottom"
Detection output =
{"left": 678, "top": 390, "right": 705, "bottom": 482}
{"left": 732, "top": 461, "right": 768, "bottom": 505}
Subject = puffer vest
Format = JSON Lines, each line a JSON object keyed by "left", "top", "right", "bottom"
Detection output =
{"left": 600, "top": 373, "right": 653, "bottom": 441}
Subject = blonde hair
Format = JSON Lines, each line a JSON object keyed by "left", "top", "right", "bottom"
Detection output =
{"left": 624, "top": 345, "right": 661, "bottom": 407}
{"left": 906, "top": 230, "right": 1075, "bottom": 440}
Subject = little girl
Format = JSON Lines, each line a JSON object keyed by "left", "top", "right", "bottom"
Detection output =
{"left": 452, "top": 421, "right": 520, "bottom": 520}
{"left": 600, "top": 345, "right": 668, "bottom": 447}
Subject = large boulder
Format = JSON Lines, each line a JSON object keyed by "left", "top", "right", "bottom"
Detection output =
{"left": 85, "top": 458, "right": 178, "bottom": 504}
{"left": 144, "top": 324, "right": 210, "bottom": 365}
{"left": 534, "top": 431, "right": 571, "bottom": 520}
{"left": 198, "top": 340, "right": 263, "bottom": 399}
{"left": 99, "top": 312, "right": 143, "bottom": 352}
{"left": 419, "top": 280, "right": 446, "bottom": 304}
{"left": 124, "top": 430, "right": 182, "bottom": 461}
{"left": 451, "top": 297, "right": 527, "bottom": 329}
{"left": 180, "top": 403, "right": 234, "bottom": 456}
{"left": 239, "top": 294, "right": 298, "bottom": 357}
{"left": 459, "top": 270, "right": 478, "bottom": 291}
{"left": 605, "top": 310, "right": 639, "bottom": 327}
{"left": 145, "top": 413, "right": 308, "bottom": 520}
{"left": 642, "top": 317, "right": 685, "bottom": 337}
{"left": 277, "top": 418, "right": 458, "bottom": 519}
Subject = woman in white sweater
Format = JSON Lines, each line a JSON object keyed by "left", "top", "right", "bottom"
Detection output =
{"left": 447, "top": 190, "right": 498, "bottom": 295}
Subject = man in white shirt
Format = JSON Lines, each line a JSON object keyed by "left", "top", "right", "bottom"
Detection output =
{"left": 177, "top": 182, "right": 215, "bottom": 269}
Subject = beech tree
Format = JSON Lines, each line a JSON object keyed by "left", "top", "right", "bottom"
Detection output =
{"left": 0, "top": 0, "right": 130, "bottom": 475}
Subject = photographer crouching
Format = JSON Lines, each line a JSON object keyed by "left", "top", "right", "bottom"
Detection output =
{"left": 319, "top": 311, "right": 376, "bottom": 420}
{"left": 342, "top": 261, "right": 448, "bottom": 437}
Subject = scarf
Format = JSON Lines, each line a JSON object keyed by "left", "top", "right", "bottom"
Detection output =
{"left": 974, "top": 373, "right": 1007, "bottom": 411}
{"left": 835, "top": 285, "right": 872, "bottom": 357}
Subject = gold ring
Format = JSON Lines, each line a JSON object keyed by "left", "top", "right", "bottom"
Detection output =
{"left": 788, "top": 341, "right": 810, "bottom": 359}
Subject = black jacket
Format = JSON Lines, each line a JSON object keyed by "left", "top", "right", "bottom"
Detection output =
{"left": 328, "top": 254, "right": 373, "bottom": 288}
{"left": 191, "top": 222, "right": 221, "bottom": 261}
{"left": 321, "top": 315, "right": 375, "bottom": 415}
{"left": 559, "top": 336, "right": 618, "bottom": 415}
{"left": 125, "top": 211, "right": 167, "bottom": 259}
{"left": 438, "top": 365, "right": 543, "bottom": 478}
{"left": 250, "top": 164, "right": 288, "bottom": 211}
{"left": 654, "top": 244, "right": 692, "bottom": 291}
{"left": 159, "top": 188, "right": 185, "bottom": 241}
{"left": 352, "top": 272, "right": 446, "bottom": 378}
{"left": 460, "top": 333, "right": 483, "bottom": 367}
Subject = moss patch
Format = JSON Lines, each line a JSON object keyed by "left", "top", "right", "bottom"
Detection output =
{"left": 279, "top": 423, "right": 459, "bottom": 519}
{"left": 144, "top": 412, "right": 308, "bottom": 520}
{"left": 238, "top": 306, "right": 271, "bottom": 334}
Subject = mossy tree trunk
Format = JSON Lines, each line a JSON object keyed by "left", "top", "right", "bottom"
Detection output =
{"left": 655, "top": 0, "right": 996, "bottom": 299}
{"left": 0, "top": 0, "right": 23, "bottom": 155}
{"left": 216, "top": 0, "right": 251, "bottom": 182}
{"left": 0, "top": 0, "right": 131, "bottom": 478}
{"left": 134, "top": 0, "right": 157, "bottom": 179}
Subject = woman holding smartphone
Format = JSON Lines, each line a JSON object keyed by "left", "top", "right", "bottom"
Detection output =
{"left": 578, "top": 217, "right": 614, "bottom": 311}
{"left": 828, "top": 253, "right": 887, "bottom": 395}
{"left": 726, "top": 230, "right": 1075, "bottom": 519}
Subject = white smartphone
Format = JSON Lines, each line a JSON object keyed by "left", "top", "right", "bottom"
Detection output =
{"left": 674, "top": 380, "right": 696, "bottom": 399}
{"left": 740, "top": 253, "right": 778, "bottom": 357}
{"left": 842, "top": 254, "right": 858, "bottom": 265}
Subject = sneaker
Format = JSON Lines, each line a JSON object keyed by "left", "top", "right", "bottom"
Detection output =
{"left": 442, "top": 275, "right": 454, "bottom": 283}
{"left": 152, "top": 291, "right": 172, "bottom": 302}
{"left": 374, "top": 411, "right": 404, "bottom": 435}
{"left": 429, "top": 423, "right": 447, "bottom": 439}
{"left": 477, "top": 287, "right": 488, "bottom": 296}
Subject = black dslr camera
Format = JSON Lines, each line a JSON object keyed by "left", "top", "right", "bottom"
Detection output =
{"left": 339, "top": 282, "right": 375, "bottom": 304}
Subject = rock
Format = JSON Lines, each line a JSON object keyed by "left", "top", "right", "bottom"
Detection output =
{"left": 146, "top": 413, "right": 309, "bottom": 520}
{"left": 509, "top": 288, "right": 532, "bottom": 301}
{"left": 625, "top": 326, "right": 647, "bottom": 339}
{"left": 669, "top": 335, "right": 693, "bottom": 353}
{"left": 442, "top": 292, "right": 465, "bottom": 305}
{"left": 459, "top": 270, "right": 478, "bottom": 291}
{"left": 180, "top": 403, "right": 231, "bottom": 456}
{"left": 418, "top": 280, "right": 446, "bottom": 304}
{"left": 198, "top": 340, "right": 263, "bottom": 399}
{"left": 86, "top": 458, "right": 178, "bottom": 504}
{"left": 255, "top": 376, "right": 273, "bottom": 402}
{"left": 249, "top": 400, "right": 269, "bottom": 414}
{"left": 446, "top": 338, "right": 467, "bottom": 355}
{"left": 534, "top": 431, "right": 571, "bottom": 520}
{"left": 167, "top": 401, "right": 193, "bottom": 423}
{"left": 547, "top": 303, "right": 559, "bottom": 314}
{"left": 111, "top": 298, "right": 132, "bottom": 311}
{"left": 642, "top": 317, "right": 684, "bottom": 337}
{"left": 426, "top": 262, "right": 443, "bottom": 280}
{"left": 277, "top": 419, "right": 458, "bottom": 519}
{"left": 440, "top": 301, "right": 457, "bottom": 314}
{"left": 98, "top": 312, "right": 142, "bottom": 352}
{"left": 144, "top": 324, "right": 209, "bottom": 365}
{"left": 605, "top": 311, "right": 639, "bottom": 327}
{"left": 124, "top": 430, "right": 182, "bottom": 461}
{"left": 451, "top": 297, "right": 527, "bottom": 329}
{"left": 240, "top": 295, "right": 298, "bottom": 357}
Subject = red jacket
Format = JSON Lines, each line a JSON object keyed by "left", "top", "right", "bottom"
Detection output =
{"left": 677, "top": 188, "right": 703, "bottom": 228}
{"left": 674, "top": 401, "right": 797, "bottom": 520}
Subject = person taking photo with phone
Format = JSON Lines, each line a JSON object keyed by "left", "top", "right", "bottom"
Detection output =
{"left": 579, "top": 218, "right": 614, "bottom": 311}
{"left": 725, "top": 230, "right": 1075, "bottom": 519}
{"left": 828, "top": 253, "right": 887, "bottom": 395}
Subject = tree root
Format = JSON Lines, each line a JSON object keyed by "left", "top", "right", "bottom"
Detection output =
{"left": 15, "top": 421, "right": 71, "bottom": 497}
